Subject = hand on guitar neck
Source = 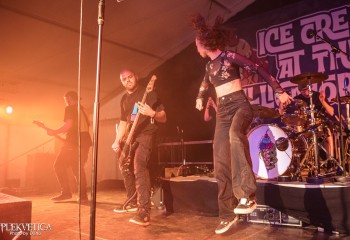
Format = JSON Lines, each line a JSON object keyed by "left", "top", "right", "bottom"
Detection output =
{"left": 32, "top": 120, "right": 66, "bottom": 142}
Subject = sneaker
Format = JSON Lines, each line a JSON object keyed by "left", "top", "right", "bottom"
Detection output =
{"left": 233, "top": 198, "right": 257, "bottom": 215}
{"left": 113, "top": 203, "right": 138, "bottom": 213}
{"left": 129, "top": 211, "right": 150, "bottom": 226}
{"left": 215, "top": 216, "right": 239, "bottom": 234}
{"left": 51, "top": 193, "right": 72, "bottom": 202}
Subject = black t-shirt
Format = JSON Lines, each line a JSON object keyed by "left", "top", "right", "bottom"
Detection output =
{"left": 64, "top": 104, "right": 91, "bottom": 147}
{"left": 120, "top": 87, "right": 164, "bottom": 136}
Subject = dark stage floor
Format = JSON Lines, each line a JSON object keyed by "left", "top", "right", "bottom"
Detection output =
{"left": 3, "top": 187, "right": 350, "bottom": 240}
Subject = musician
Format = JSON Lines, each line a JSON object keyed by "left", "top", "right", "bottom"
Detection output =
{"left": 46, "top": 91, "right": 91, "bottom": 202}
{"left": 112, "top": 69, "right": 166, "bottom": 226}
{"left": 192, "top": 14, "right": 292, "bottom": 234}
{"left": 295, "top": 83, "right": 335, "bottom": 156}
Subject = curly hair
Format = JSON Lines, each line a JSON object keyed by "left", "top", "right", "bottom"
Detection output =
{"left": 191, "top": 14, "right": 237, "bottom": 51}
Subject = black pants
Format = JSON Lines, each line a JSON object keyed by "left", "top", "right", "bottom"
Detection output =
{"left": 53, "top": 144, "right": 89, "bottom": 196}
{"left": 119, "top": 134, "right": 153, "bottom": 211}
{"left": 214, "top": 90, "right": 256, "bottom": 220}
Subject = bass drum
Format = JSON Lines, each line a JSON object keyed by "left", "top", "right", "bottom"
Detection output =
{"left": 247, "top": 124, "right": 307, "bottom": 179}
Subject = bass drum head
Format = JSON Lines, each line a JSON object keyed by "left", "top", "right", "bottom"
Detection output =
{"left": 248, "top": 124, "right": 292, "bottom": 179}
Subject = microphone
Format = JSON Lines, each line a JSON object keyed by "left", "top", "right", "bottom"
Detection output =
{"left": 306, "top": 29, "right": 321, "bottom": 39}
{"left": 344, "top": 77, "right": 349, "bottom": 95}
{"left": 344, "top": 77, "right": 349, "bottom": 88}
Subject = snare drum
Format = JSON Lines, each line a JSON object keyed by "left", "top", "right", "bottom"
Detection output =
{"left": 248, "top": 124, "right": 307, "bottom": 179}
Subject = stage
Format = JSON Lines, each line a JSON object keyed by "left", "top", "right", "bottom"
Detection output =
{"left": 1, "top": 184, "right": 349, "bottom": 239}
{"left": 161, "top": 175, "right": 350, "bottom": 234}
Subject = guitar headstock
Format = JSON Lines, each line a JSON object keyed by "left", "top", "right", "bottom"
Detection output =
{"left": 32, "top": 120, "right": 46, "bottom": 129}
{"left": 146, "top": 75, "right": 157, "bottom": 93}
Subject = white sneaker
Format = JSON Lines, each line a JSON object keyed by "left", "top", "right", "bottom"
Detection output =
{"left": 233, "top": 198, "right": 257, "bottom": 215}
{"left": 215, "top": 216, "right": 239, "bottom": 234}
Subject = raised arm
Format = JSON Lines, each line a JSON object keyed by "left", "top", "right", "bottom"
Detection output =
{"left": 228, "top": 52, "right": 293, "bottom": 105}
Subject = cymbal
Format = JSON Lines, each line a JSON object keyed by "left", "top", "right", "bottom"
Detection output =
{"left": 251, "top": 105, "right": 280, "bottom": 119}
{"left": 290, "top": 72, "right": 328, "bottom": 85}
{"left": 331, "top": 96, "right": 350, "bottom": 104}
{"left": 294, "top": 99, "right": 308, "bottom": 107}
{"left": 281, "top": 114, "right": 307, "bottom": 126}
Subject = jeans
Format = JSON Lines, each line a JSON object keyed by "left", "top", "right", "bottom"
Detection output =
{"left": 54, "top": 144, "right": 89, "bottom": 196}
{"left": 214, "top": 90, "right": 256, "bottom": 220}
{"left": 119, "top": 134, "right": 153, "bottom": 211}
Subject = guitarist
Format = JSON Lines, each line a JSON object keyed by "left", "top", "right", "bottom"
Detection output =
{"left": 44, "top": 91, "right": 91, "bottom": 202}
{"left": 112, "top": 69, "right": 166, "bottom": 226}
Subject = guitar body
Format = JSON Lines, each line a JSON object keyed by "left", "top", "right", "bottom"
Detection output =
{"left": 118, "top": 141, "right": 138, "bottom": 173}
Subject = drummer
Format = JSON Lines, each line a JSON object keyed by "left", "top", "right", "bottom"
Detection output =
{"left": 294, "top": 83, "right": 335, "bottom": 157}
{"left": 294, "top": 83, "right": 334, "bottom": 117}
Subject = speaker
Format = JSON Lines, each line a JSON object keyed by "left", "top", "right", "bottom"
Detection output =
{"left": 0, "top": 193, "right": 32, "bottom": 240}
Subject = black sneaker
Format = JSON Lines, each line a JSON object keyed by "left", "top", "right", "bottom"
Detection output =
{"left": 233, "top": 198, "right": 257, "bottom": 215}
{"left": 51, "top": 193, "right": 72, "bottom": 202}
{"left": 113, "top": 203, "right": 138, "bottom": 213}
{"left": 129, "top": 211, "right": 150, "bottom": 226}
{"left": 215, "top": 216, "right": 239, "bottom": 234}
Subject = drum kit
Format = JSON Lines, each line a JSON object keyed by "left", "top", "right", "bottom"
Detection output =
{"left": 248, "top": 72, "right": 345, "bottom": 181}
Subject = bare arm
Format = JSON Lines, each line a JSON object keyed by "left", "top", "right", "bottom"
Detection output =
{"left": 46, "top": 119, "right": 72, "bottom": 136}
{"left": 137, "top": 102, "right": 167, "bottom": 123}
{"left": 112, "top": 120, "right": 127, "bottom": 152}
{"left": 204, "top": 97, "right": 217, "bottom": 122}
{"left": 319, "top": 91, "right": 334, "bottom": 116}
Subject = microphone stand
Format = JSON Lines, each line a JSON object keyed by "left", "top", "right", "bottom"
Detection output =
{"left": 313, "top": 31, "right": 349, "bottom": 179}
{"left": 90, "top": 0, "right": 104, "bottom": 239}
{"left": 179, "top": 128, "right": 188, "bottom": 176}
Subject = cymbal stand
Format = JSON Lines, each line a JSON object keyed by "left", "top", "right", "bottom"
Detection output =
{"left": 343, "top": 84, "right": 350, "bottom": 170}
{"left": 292, "top": 83, "right": 320, "bottom": 180}
{"left": 345, "top": 128, "right": 350, "bottom": 168}
{"left": 307, "top": 82, "right": 321, "bottom": 177}
{"left": 312, "top": 31, "right": 348, "bottom": 178}
{"left": 318, "top": 140, "right": 344, "bottom": 175}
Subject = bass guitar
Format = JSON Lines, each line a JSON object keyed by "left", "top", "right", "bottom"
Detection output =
{"left": 117, "top": 75, "right": 157, "bottom": 169}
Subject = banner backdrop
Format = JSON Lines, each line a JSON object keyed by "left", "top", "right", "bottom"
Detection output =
{"left": 227, "top": 0, "right": 350, "bottom": 109}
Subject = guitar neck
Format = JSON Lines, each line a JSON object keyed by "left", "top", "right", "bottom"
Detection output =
{"left": 33, "top": 120, "right": 66, "bottom": 143}
{"left": 123, "top": 74, "right": 157, "bottom": 146}
{"left": 125, "top": 91, "right": 150, "bottom": 145}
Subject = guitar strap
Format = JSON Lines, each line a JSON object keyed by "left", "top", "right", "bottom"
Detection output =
{"left": 80, "top": 107, "right": 92, "bottom": 148}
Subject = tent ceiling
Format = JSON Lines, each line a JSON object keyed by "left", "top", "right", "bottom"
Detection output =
{"left": 0, "top": 0, "right": 254, "bottom": 124}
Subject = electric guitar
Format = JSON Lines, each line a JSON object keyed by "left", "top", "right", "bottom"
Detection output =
{"left": 117, "top": 75, "right": 157, "bottom": 167}
{"left": 32, "top": 120, "right": 66, "bottom": 143}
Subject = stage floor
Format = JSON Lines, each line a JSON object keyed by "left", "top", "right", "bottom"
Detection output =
{"left": 1, "top": 185, "right": 350, "bottom": 239}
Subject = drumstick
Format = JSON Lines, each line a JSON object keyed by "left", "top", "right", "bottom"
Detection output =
{"left": 321, "top": 81, "right": 324, "bottom": 91}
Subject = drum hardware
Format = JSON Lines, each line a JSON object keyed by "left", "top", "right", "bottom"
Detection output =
{"left": 281, "top": 99, "right": 308, "bottom": 133}
{"left": 311, "top": 31, "right": 349, "bottom": 180}
{"left": 294, "top": 132, "right": 343, "bottom": 179}
{"left": 290, "top": 73, "right": 323, "bottom": 180}
{"left": 331, "top": 88, "right": 350, "bottom": 181}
